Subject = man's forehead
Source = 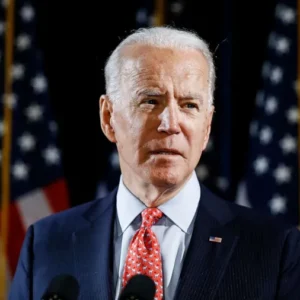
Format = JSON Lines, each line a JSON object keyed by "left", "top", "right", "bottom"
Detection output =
{"left": 120, "top": 44, "right": 208, "bottom": 73}
{"left": 119, "top": 44, "right": 210, "bottom": 98}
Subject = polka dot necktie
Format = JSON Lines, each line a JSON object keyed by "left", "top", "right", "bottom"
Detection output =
{"left": 122, "top": 208, "right": 164, "bottom": 300}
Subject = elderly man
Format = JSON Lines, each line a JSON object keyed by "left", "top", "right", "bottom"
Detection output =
{"left": 10, "top": 26, "right": 300, "bottom": 300}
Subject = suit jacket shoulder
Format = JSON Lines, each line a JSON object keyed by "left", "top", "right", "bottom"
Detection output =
{"left": 9, "top": 187, "right": 118, "bottom": 299}
{"left": 180, "top": 184, "right": 300, "bottom": 300}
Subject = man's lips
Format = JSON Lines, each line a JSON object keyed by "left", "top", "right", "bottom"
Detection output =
{"left": 150, "top": 148, "right": 182, "bottom": 156}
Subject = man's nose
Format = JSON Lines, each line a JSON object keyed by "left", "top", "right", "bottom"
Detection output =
{"left": 157, "top": 105, "right": 181, "bottom": 134}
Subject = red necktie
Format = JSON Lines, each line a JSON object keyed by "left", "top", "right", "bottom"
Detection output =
{"left": 122, "top": 208, "right": 164, "bottom": 300}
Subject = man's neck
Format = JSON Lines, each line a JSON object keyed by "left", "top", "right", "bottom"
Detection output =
{"left": 121, "top": 171, "right": 192, "bottom": 207}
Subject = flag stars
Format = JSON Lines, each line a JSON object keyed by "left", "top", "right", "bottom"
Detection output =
{"left": 276, "top": 5, "right": 296, "bottom": 24}
{"left": 25, "top": 104, "right": 43, "bottom": 121}
{"left": 16, "top": 34, "right": 31, "bottom": 51}
{"left": 269, "top": 33, "right": 290, "bottom": 54}
{"left": 260, "top": 126, "right": 273, "bottom": 144}
{"left": 269, "top": 195, "right": 287, "bottom": 214}
{"left": 273, "top": 164, "right": 291, "bottom": 184}
{"left": 43, "top": 146, "right": 60, "bottom": 165}
{"left": 270, "top": 66, "right": 283, "bottom": 84}
{"left": 18, "top": 132, "right": 36, "bottom": 152}
{"left": 279, "top": 135, "right": 296, "bottom": 154}
{"left": 253, "top": 156, "right": 269, "bottom": 175}
{"left": 12, "top": 161, "right": 29, "bottom": 180}
{"left": 31, "top": 75, "right": 48, "bottom": 93}
{"left": 275, "top": 37, "right": 290, "bottom": 54}
{"left": 286, "top": 107, "right": 298, "bottom": 124}
{"left": 265, "top": 97, "right": 278, "bottom": 114}
{"left": 11, "top": 64, "right": 25, "bottom": 80}
{"left": 20, "top": 4, "right": 35, "bottom": 22}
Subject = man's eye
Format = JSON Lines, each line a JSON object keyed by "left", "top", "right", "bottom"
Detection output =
{"left": 145, "top": 99, "right": 157, "bottom": 105}
{"left": 184, "top": 103, "right": 198, "bottom": 109}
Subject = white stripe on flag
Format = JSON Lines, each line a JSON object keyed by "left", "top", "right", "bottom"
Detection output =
{"left": 16, "top": 189, "right": 53, "bottom": 230}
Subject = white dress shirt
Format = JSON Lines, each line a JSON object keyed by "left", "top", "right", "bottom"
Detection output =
{"left": 113, "top": 170, "right": 201, "bottom": 300}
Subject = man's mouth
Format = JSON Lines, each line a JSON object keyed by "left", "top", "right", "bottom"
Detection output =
{"left": 150, "top": 149, "right": 182, "bottom": 156}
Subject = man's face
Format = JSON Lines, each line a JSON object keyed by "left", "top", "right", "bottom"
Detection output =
{"left": 101, "top": 45, "right": 213, "bottom": 188}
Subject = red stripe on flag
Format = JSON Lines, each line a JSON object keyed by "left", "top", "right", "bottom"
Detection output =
{"left": 7, "top": 203, "right": 26, "bottom": 277}
{"left": 44, "top": 178, "right": 70, "bottom": 212}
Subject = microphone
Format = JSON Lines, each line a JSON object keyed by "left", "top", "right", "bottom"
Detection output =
{"left": 41, "top": 274, "right": 80, "bottom": 300}
{"left": 118, "top": 274, "right": 156, "bottom": 300}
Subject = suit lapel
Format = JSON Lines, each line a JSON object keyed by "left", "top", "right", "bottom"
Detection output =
{"left": 175, "top": 185, "right": 240, "bottom": 300}
{"left": 73, "top": 188, "right": 117, "bottom": 300}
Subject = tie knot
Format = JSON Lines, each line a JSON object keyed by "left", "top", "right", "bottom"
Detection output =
{"left": 141, "top": 208, "right": 163, "bottom": 227}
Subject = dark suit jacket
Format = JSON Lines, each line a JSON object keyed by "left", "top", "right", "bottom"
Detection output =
{"left": 9, "top": 183, "right": 300, "bottom": 299}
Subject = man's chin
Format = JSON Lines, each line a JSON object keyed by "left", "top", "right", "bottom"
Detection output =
{"left": 146, "top": 167, "right": 185, "bottom": 187}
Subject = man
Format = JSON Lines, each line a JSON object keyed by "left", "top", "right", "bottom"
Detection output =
{"left": 10, "top": 26, "right": 300, "bottom": 300}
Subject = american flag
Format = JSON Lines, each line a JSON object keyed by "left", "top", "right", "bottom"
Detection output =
{"left": 0, "top": 0, "right": 70, "bottom": 288}
{"left": 236, "top": 0, "right": 299, "bottom": 226}
{"left": 209, "top": 236, "right": 222, "bottom": 243}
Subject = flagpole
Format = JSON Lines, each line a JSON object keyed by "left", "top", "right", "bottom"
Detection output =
{"left": 1, "top": 0, "right": 16, "bottom": 297}
{"left": 154, "top": 0, "right": 165, "bottom": 26}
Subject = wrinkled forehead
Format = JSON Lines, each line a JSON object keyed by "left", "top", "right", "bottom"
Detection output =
{"left": 119, "top": 44, "right": 209, "bottom": 91}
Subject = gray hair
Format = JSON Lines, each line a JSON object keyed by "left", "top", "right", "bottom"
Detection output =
{"left": 104, "top": 26, "right": 216, "bottom": 108}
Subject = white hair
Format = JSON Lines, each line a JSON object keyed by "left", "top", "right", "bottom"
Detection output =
{"left": 104, "top": 26, "right": 216, "bottom": 108}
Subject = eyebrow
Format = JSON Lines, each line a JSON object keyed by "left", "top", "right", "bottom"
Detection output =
{"left": 136, "top": 89, "right": 204, "bottom": 103}
{"left": 179, "top": 93, "right": 204, "bottom": 101}
{"left": 136, "top": 89, "right": 164, "bottom": 97}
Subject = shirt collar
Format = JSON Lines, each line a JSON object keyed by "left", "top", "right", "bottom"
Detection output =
{"left": 116, "top": 170, "right": 201, "bottom": 236}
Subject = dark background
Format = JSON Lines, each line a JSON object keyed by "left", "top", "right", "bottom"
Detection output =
{"left": 33, "top": 0, "right": 278, "bottom": 207}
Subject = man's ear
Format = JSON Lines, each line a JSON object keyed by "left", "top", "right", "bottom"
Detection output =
{"left": 202, "top": 106, "right": 214, "bottom": 151}
{"left": 99, "top": 95, "right": 117, "bottom": 143}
